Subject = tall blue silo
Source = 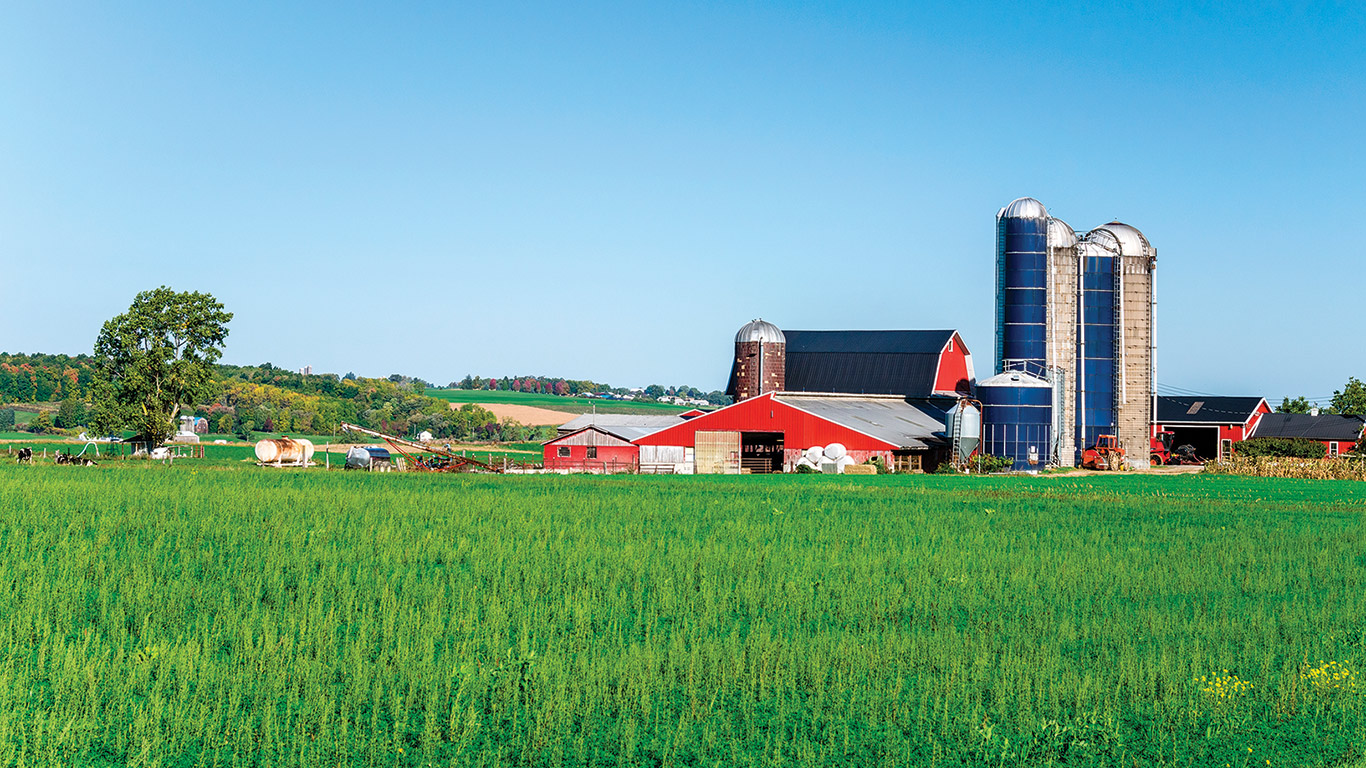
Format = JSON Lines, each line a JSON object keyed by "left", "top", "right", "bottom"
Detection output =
{"left": 995, "top": 197, "right": 1050, "bottom": 375}
{"left": 979, "top": 370, "right": 1053, "bottom": 471}
{"left": 1075, "top": 230, "right": 1119, "bottom": 455}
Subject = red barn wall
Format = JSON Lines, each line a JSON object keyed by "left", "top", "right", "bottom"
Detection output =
{"left": 543, "top": 442, "right": 639, "bottom": 472}
{"left": 933, "top": 333, "right": 974, "bottom": 395}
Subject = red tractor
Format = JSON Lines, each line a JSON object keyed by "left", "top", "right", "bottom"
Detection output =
{"left": 1150, "top": 431, "right": 1202, "bottom": 466}
{"left": 1082, "top": 434, "right": 1126, "bottom": 471}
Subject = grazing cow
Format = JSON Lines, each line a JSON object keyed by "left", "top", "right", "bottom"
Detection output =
{"left": 16, "top": 447, "right": 33, "bottom": 464}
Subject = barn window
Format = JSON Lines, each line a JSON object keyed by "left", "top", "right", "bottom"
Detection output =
{"left": 892, "top": 452, "right": 921, "bottom": 473}
{"left": 557, "top": 446, "right": 570, "bottom": 458}
{"left": 586, "top": 446, "right": 598, "bottom": 459}
{"left": 1329, "top": 442, "right": 1339, "bottom": 457}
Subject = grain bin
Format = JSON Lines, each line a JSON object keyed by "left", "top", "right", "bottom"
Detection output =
{"left": 979, "top": 370, "right": 1052, "bottom": 471}
{"left": 254, "top": 437, "right": 315, "bottom": 465}
{"left": 945, "top": 400, "right": 982, "bottom": 465}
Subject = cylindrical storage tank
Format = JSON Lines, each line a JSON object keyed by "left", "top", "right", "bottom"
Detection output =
{"left": 944, "top": 400, "right": 982, "bottom": 464}
{"left": 254, "top": 437, "right": 315, "bottom": 465}
{"left": 345, "top": 445, "right": 372, "bottom": 470}
{"left": 979, "top": 371, "right": 1053, "bottom": 471}
{"left": 1076, "top": 230, "right": 1119, "bottom": 457}
{"left": 995, "top": 197, "right": 1050, "bottom": 373}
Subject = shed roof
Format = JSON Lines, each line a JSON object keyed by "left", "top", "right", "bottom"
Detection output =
{"left": 543, "top": 425, "right": 640, "bottom": 446}
{"left": 557, "top": 413, "right": 685, "bottom": 436}
{"left": 728, "top": 329, "right": 959, "bottom": 398}
{"left": 772, "top": 393, "right": 947, "bottom": 449}
{"left": 1251, "top": 413, "right": 1365, "bottom": 441}
{"left": 1156, "top": 396, "right": 1267, "bottom": 425}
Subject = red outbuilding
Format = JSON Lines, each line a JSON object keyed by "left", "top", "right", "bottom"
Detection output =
{"left": 1152, "top": 396, "right": 1271, "bottom": 462}
{"left": 542, "top": 425, "right": 642, "bottom": 473}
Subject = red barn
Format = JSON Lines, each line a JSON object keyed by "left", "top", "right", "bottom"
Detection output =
{"left": 1250, "top": 413, "right": 1365, "bottom": 457}
{"left": 1152, "top": 396, "right": 1270, "bottom": 462}
{"left": 632, "top": 391, "right": 950, "bottom": 474}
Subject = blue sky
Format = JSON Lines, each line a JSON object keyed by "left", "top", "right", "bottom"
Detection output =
{"left": 2, "top": 2, "right": 1361, "bottom": 402}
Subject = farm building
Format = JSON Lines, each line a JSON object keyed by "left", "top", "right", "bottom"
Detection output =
{"left": 728, "top": 321, "right": 975, "bottom": 402}
{"left": 1152, "top": 396, "right": 1271, "bottom": 462}
{"left": 543, "top": 425, "right": 650, "bottom": 473}
{"left": 632, "top": 391, "right": 952, "bottom": 474}
{"left": 1250, "top": 413, "right": 1365, "bottom": 457}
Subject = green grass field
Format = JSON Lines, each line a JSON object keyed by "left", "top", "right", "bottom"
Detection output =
{"left": 427, "top": 388, "right": 710, "bottom": 415}
{"left": 0, "top": 464, "right": 1362, "bottom": 766}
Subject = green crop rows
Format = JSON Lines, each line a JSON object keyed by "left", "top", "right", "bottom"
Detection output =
{"left": 0, "top": 464, "right": 1363, "bottom": 766}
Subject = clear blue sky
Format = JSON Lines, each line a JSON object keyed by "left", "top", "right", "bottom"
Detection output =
{"left": 2, "top": 2, "right": 1361, "bottom": 403}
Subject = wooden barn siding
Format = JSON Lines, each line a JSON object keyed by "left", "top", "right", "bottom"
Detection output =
{"left": 933, "top": 334, "right": 974, "bottom": 395}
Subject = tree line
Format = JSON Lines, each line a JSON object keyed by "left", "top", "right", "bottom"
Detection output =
{"left": 1276, "top": 378, "right": 1366, "bottom": 415}
{"left": 449, "top": 374, "right": 729, "bottom": 405}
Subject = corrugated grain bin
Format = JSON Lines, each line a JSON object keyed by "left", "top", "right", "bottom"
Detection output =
{"left": 254, "top": 438, "right": 315, "bottom": 464}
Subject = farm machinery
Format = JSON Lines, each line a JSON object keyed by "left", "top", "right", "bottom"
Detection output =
{"left": 1149, "top": 430, "right": 1202, "bottom": 466}
{"left": 339, "top": 423, "right": 499, "bottom": 473}
{"left": 1081, "top": 434, "right": 1125, "bottom": 471}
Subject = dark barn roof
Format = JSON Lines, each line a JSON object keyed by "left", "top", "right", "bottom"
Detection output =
{"left": 1252, "top": 413, "right": 1365, "bottom": 441}
{"left": 1156, "top": 396, "right": 1266, "bottom": 425}
{"left": 727, "top": 330, "right": 957, "bottom": 399}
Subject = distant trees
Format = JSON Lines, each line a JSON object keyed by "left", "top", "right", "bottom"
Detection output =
{"left": 0, "top": 353, "right": 97, "bottom": 402}
{"left": 54, "top": 397, "right": 86, "bottom": 429}
{"left": 1277, "top": 396, "right": 1312, "bottom": 414}
{"left": 0, "top": 409, "right": 13, "bottom": 430}
{"left": 1275, "top": 378, "right": 1365, "bottom": 416}
{"left": 27, "top": 412, "right": 55, "bottom": 434}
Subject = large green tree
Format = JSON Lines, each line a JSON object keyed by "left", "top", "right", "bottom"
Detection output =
{"left": 92, "top": 287, "right": 232, "bottom": 443}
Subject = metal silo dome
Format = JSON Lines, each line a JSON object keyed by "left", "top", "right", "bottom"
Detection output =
{"left": 1047, "top": 217, "right": 1077, "bottom": 248}
{"left": 735, "top": 318, "right": 785, "bottom": 344}
{"left": 999, "top": 197, "right": 1049, "bottom": 220}
{"left": 1089, "top": 221, "right": 1152, "bottom": 258}
{"left": 1081, "top": 227, "right": 1120, "bottom": 252}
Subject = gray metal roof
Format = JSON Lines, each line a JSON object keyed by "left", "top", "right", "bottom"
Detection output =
{"left": 1252, "top": 413, "right": 1365, "bottom": 441}
{"left": 558, "top": 413, "right": 686, "bottom": 432}
{"left": 772, "top": 394, "right": 947, "bottom": 449}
